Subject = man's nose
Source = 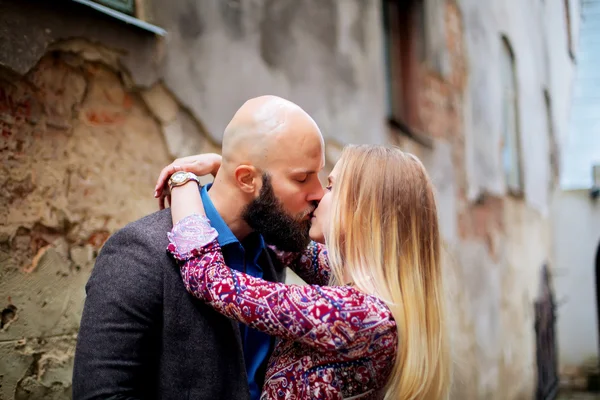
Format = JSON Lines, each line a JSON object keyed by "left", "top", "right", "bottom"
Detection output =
{"left": 307, "top": 182, "right": 325, "bottom": 202}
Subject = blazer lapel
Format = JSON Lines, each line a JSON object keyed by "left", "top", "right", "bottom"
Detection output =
{"left": 260, "top": 249, "right": 286, "bottom": 283}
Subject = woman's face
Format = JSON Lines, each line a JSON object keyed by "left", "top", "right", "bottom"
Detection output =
{"left": 309, "top": 161, "right": 341, "bottom": 244}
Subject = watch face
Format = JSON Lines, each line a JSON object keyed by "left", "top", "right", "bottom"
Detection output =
{"left": 171, "top": 172, "right": 187, "bottom": 183}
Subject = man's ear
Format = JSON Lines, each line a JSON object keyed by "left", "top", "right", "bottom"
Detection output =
{"left": 234, "top": 165, "right": 260, "bottom": 194}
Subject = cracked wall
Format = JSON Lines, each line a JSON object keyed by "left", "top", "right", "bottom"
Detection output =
{"left": 0, "top": 50, "right": 214, "bottom": 399}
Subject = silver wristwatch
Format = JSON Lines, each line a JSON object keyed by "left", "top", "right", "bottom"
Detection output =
{"left": 168, "top": 171, "right": 200, "bottom": 191}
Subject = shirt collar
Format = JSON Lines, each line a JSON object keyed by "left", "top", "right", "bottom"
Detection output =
{"left": 201, "top": 184, "right": 238, "bottom": 247}
{"left": 200, "top": 184, "right": 266, "bottom": 262}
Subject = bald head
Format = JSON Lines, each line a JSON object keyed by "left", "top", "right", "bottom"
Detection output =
{"left": 210, "top": 95, "right": 325, "bottom": 244}
{"left": 221, "top": 95, "right": 324, "bottom": 170}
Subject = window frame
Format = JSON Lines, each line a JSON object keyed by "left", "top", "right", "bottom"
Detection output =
{"left": 500, "top": 36, "right": 524, "bottom": 197}
{"left": 383, "top": 0, "right": 433, "bottom": 147}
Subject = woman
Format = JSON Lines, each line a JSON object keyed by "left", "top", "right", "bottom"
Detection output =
{"left": 159, "top": 145, "right": 450, "bottom": 399}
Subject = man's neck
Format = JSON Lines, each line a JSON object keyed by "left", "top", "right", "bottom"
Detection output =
{"left": 207, "top": 183, "right": 253, "bottom": 241}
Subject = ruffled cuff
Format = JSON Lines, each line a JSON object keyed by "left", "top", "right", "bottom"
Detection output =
{"left": 167, "top": 214, "right": 219, "bottom": 261}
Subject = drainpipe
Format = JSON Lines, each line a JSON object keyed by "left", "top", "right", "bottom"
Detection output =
{"left": 590, "top": 165, "right": 600, "bottom": 200}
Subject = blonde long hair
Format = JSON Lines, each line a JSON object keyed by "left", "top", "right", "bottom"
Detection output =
{"left": 326, "top": 145, "right": 451, "bottom": 400}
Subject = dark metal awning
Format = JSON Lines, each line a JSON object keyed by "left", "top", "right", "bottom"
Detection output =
{"left": 72, "top": 0, "right": 166, "bottom": 36}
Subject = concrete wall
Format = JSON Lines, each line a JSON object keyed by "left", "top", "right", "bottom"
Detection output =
{"left": 553, "top": 190, "right": 600, "bottom": 372}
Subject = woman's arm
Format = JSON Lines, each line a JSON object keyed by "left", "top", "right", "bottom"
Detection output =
{"left": 269, "top": 243, "right": 331, "bottom": 286}
{"left": 168, "top": 215, "right": 396, "bottom": 356}
{"left": 169, "top": 181, "right": 205, "bottom": 224}
{"left": 155, "top": 153, "right": 221, "bottom": 210}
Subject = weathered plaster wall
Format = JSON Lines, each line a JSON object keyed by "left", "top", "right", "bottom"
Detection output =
{"left": 150, "top": 0, "right": 389, "bottom": 147}
{"left": 460, "top": 0, "right": 576, "bottom": 211}
{"left": 0, "top": 51, "right": 176, "bottom": 398}
{"left": 440, "top": 0, "right": 575, "bottom": 397}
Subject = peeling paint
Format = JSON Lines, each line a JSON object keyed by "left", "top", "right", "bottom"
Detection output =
{"left": 0, "top": 49, "right": 178, "bottom": 399}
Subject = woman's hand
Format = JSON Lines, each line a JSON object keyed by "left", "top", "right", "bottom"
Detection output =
{"left": 154, "top": 153, "right": 222, "bottom": 209}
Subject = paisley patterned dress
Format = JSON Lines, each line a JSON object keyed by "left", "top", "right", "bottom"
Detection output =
{"left": 167, "top": 214, "right": 397, "bottom": 400}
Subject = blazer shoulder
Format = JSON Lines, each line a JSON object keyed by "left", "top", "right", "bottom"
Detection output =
{"left": 89, "top": 208, "right": 173, "bottom": 292}
{"left": 116, "top": 208, "right": 173, "bottom": 242}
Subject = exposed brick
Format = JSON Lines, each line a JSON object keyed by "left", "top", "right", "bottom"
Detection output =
{"left": 0, "top": 51, "right": 177, "bottom": 400}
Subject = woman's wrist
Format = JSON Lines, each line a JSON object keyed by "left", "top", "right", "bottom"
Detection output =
{"left": 171, "top": 180, "right": 200, "bottom": 191}
{"left": 170, "top": 181, "right": 205, "bottom": 225}
{"left": 167, "top": 214, "right": 218, "bottom": 260}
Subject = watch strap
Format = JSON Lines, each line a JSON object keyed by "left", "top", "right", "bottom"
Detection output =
{"left": 168, "top": 172, "right": 200, "bottom": 191}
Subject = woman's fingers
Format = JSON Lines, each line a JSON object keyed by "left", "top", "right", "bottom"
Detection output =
{"left": 158, "top": 186, "right": 175, "bottom": 210}
{"left": 155, "top": 164, "right": 178, "bottom": 195}
{"left": 154, "top": 160, "right": 215, "bottom": 198}
{"left": 157, "top": 164, "right": 187, "bottom": 209}
{"left": 154, "top": 163, "right": 185, "bottom": 198}
{"left": 154, "top": 153, "right": 221, "bottom": 210}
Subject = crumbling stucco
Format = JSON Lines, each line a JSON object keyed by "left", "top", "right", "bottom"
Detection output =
{"left": 0, "top": 48, "right": 216, "bottom": 399}
{"left": 0, "top": 335, "right": 76, "bottom": 399}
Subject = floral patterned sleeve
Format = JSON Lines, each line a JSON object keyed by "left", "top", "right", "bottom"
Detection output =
{"left": 268, "top": 242, "right": 331, "bottom": 286}
{"left": 167, "top": 214, "right": 395, "bottom": 354}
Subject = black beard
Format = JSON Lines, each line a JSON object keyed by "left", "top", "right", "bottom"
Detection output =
{"left": 242, "top": 174, "right": 314, "bottom": 252}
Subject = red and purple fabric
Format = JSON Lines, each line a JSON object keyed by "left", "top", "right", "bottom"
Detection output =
{"left": 168, "top": 214, "right": 397, "bottom": 399}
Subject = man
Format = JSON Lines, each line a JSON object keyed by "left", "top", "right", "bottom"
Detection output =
{"left": 73, "top": 96, "right": 326, "bottom": 400}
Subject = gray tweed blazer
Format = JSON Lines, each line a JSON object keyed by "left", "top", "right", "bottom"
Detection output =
{"left": 73, "top": 209, "right": 285, "bottom": 400}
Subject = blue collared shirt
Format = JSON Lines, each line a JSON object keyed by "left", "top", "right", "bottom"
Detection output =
{"left": 201, "top": 184, "right": 271, "bottom": 400}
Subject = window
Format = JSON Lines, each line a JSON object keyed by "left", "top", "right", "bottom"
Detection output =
{"left": 423, "top": 0, "right": 450, "bottom": 77}
{"left": 500, "top": 37, "right": 523, "bottom": 195}
{"left": 383, "top": 0, "right": 423, "bottom": 131}
{"left": 382, "top": 0, "right": 448, "bottom": 147}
